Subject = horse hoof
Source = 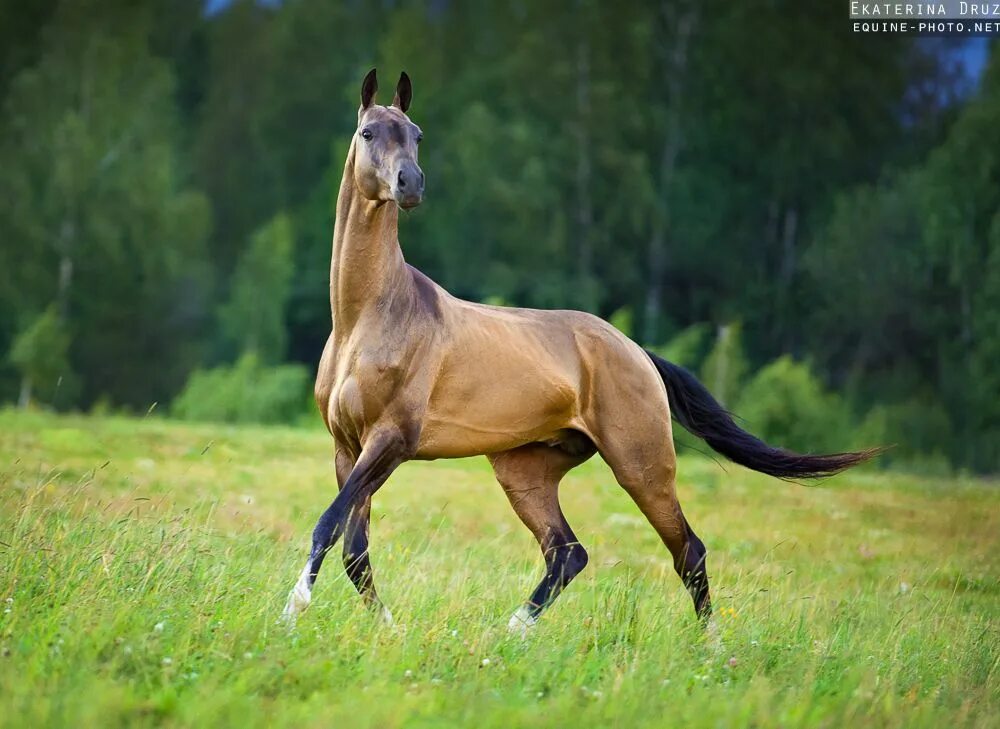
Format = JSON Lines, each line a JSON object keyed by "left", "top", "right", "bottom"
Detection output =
{"left": 281, "top": 565, "right": 312, "bottom": 625}
{"left": 704, "top": 616, "right": 724, "bottom": 654}
{"left": 507, "top": 606, "right": 537, "bottom": 638}
{"left": 281, "top": 591, "right": 310, "bottom": 627}
{"left": 282, "top": 590, "right": 309, "bottom": 617}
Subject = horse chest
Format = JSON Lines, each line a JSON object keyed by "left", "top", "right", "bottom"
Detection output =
{"left": 330, "top": 349, "right": 408, "bottom": 431}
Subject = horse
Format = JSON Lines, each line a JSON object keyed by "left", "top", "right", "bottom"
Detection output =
{"left": 282, "top": 69, "right": 878, "bottom": 632}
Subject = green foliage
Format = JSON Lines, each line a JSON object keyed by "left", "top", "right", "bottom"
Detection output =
{"left": 806, "top": 51, "right": 1000, "bottom": 472}
{"left": 218, "top": 213, "right": 295, "bottom": 363}
{"left": 608, "top": 307, "right": 633, "bottom": 338}
{"left": 8, "top": 306, "right": 71, "bottom": 406}
{"left": 0, "top": 1, "right": 994, "bottom": 471}
{"left": 0, "top": 1, "right": 211, "bottom": 409}
{"left": 172, "top": 353, "right": 309, "bottom": 425}
{"left": 481, "top": 295, "right": 511, "bottom": 308}
{"left": 736, "top": 356, "right": 853, "bottom": 454}
{"left": 649, "top": 323, "right": 710, "bottom": 370}
{"left": 700, "top": 323, "right": 749, "bottom": 409}
{"left": 857, "top": 399, "right": 954, "bottom": 476}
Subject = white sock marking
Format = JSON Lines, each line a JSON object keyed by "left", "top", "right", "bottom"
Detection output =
{"left": 281, "top": 563, "right": 312, "bottom": 624}
{"left": 507, "top": 605, "right": 537, "bottom": 637}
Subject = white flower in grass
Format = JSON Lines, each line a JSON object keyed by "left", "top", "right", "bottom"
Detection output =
{"left": 153, "top": 621, "right": 165, "bottom": 633}
{"left": 480, "top": 658, "right": 490, "bottom": 667}
{"left": 162, "top": 657, "right": 172, "bottom": 665}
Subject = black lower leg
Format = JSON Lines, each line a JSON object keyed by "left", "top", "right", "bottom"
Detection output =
{"left": 308, "top": 495, "right": 353, "bottom": 583}
{"left": 307, "top": 434, "right": 404, "bottom": 587}
{"left": 680, "top": 519, "right": 711, "bottom": 618}
{"left": 342, "top": 509, "right": 377, "bottom": 602}
{"left": 524, "top": 538, "right": 589, "bottom": 619}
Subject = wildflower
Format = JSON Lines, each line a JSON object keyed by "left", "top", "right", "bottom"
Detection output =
{"left": 162, "top": 657, "right": 172, "bottom": 666}
{"left": 481, "top": 658, "right": 491, "bottom": 667}
{"left": 153, "top": 621, "right": 165, "bottom": 633}
{"left": 727, "top": 656, "right": 738, "bottom": 668}
{"left": 404, "top": 670, "right": 413, "bottom": 678}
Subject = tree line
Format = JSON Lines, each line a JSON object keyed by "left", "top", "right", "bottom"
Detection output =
{"left": 1, "top": 0, "right": 996, "bottom": 473}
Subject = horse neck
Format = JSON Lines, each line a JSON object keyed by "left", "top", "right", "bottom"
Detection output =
{"left": 330, "top": 142, "right": 410, "bottom": 334}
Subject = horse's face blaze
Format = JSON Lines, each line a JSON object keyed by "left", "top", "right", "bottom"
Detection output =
{"left": 355, "top": 70, "right": 424, "bottom": 209}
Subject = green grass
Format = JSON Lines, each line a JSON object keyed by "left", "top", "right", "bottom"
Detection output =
{"left": 0, "top": 410, "right": 997, "bottom": 727}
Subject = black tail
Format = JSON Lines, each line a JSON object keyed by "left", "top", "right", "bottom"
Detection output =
{"left": 645, "top": 350, "right": 881, "bottom": 480}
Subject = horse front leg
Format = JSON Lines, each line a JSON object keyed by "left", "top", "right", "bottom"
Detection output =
{"left": 283, "top": 429, "right": 408, "bottom": 623}
{"left": 335, "top": 447, "right": 394, "bottom": 625}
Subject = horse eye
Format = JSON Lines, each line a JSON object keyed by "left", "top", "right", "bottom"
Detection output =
{"left": 361, "top": 129, "right": 373, "bottom": 141}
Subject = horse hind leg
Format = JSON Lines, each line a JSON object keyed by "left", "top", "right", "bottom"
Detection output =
{"left": 489, "top": 441, "right": 594, "bottom": 634}
{"left": 600, "top": 436, "right": 712, "bottom": 618}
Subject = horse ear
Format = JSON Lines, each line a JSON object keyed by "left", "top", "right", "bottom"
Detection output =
{"left": 360, "top": 68, "right": 378, "bottom": 110}
{"left": 393, "top": 72, "right": 412, "bottom": 113}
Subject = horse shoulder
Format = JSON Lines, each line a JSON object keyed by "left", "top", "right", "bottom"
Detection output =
{"left": 314, "top": 333, "right": 337, "bottom": 432}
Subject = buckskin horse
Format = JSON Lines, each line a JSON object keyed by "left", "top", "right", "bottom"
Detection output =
{"left": 283, "top": 69, "right": 877, "bottom": 632}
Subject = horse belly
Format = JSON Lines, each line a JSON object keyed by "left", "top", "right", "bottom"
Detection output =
{"left": 414, "top": 368, "right": 578, "bottom": 459}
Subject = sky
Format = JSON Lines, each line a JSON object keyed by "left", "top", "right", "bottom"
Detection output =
{"left": 956, "top": 37, "right": 991, "bottom": 80}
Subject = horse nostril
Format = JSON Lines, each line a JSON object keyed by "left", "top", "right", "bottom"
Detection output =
{"left": 397, "top": 170, "right": 406, "bottom": 189}
{"left": 419, "top": 171, "right": 425, "bottom": 187}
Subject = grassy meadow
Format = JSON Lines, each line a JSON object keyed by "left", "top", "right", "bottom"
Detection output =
{"left": 0, "top": 410, "right": 997, "bottom": 727}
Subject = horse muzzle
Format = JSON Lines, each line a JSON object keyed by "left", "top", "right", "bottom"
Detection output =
{"left": 394, "top": 161, "right": 424, "bottom": 209}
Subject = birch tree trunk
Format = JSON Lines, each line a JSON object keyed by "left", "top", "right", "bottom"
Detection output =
{"left": 643, "top": 0, "right": 697, "bottom": 344}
